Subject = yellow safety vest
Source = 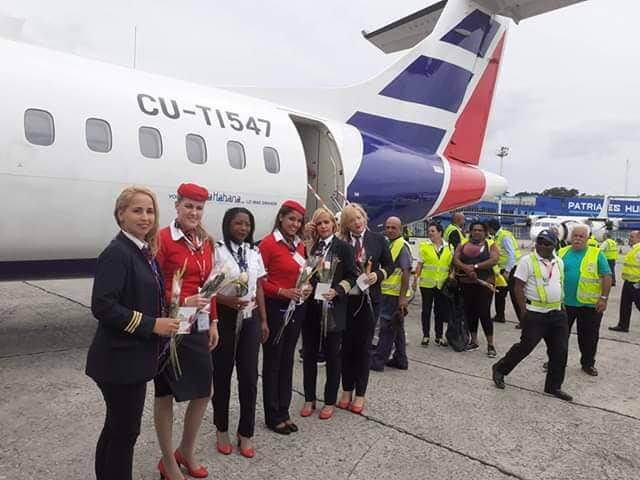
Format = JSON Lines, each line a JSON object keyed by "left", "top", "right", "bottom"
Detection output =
{"left": 528, "top": 253, "right": 564, "bottom": 310}
{"left": 601, "top": 238, "right": 618, "bottom": 260}
{"left": 587, "top": 236, "right": 599, "bottom": 248}
{"left": 494, "top": 228, "right": 522, "bottom": 270}
{"left": 381, "top": 238, "right": 413, "bottom": 297}
{"left": 558, "top": 246, "right": 602, "bottom": 305}
{"left": 622, "top": 243, "right": 640, "bottom": 282}
{"left": 444, "top": 223, "right": 464, "bottom": 244}
{"left": 459, "top": 237, "right": 506, "bottom": 286}
{"left": 418, "top": 241, "right": 452, "bottom": 289}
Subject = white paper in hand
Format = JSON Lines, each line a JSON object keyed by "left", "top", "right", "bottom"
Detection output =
{"left": 314, "top": 282, "right": 331, "bottom": 301}
{"left": 356, "top": 273, "right": 370, "bottom": 292}
{"left": 177, "top": 307, "right": 197, "bottom": 335}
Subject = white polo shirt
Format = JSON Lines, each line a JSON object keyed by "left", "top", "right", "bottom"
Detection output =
{"left": 514, "top": 253, "right": 564, "bottom": 313}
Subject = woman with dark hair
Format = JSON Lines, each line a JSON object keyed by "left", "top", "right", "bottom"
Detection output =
{"left": 87, "top": 186, "right": 180, "bottom": 480}
{"left": 413, "top": 221, "right": 453, "bottom": 347}
{"left": 300, "top": 207, "right": 357, "bottom": 420}
{"left": 453, "top": 220, "right": 499, "bottom": 356}
{"left": 212, "top": 207, "right": 268, "bottom": 458}
{"left": 154, "top": 183, "right": 219, "bottom": 480}
{"left": 259, "top": 200, "right": 308, "bottom": 434}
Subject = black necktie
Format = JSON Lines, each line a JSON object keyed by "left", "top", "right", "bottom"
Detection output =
{"left": 141, "top": 246, "right": 152, "bottom": 263}
{"left": 318, "top": 240, "right": 326, "bottom": 255}
{"left": 237, "top": 246, "right": 247, "bottom": 272}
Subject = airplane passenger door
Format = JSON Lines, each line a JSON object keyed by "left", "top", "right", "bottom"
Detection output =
{"left": 289, "top": 115, "right": 345, "bottom": 215}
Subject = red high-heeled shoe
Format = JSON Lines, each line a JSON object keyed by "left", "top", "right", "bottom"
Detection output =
{"left": 237, "top": 434, "right": 256, "bottom": 459}
{"left": 319, "top": 406, "right": 334, "bottom": 420}
{"left": 216, "top": 441, "right": 233, "bottom": 455}
{"left": 337, "top": 398, "right": 351, "bottom": 409}
{"left": 300, "top": 402, "right": 316, "bottom": 417}
{"left": 350, "top": 400, "right": 365, "bottom": 415}
{"left": 174, "top": 450, "right": 208, "bottom": 478}
{"left": 157, "top": 459, "right": 186, "bottom": 480}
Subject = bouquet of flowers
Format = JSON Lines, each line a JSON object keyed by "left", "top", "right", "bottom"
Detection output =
{"left": 161, "top": 260, "right": 242, "bottom": 377}
{"left": 166, "top": 259, "right": 188, "bottom": 378}
{"left": 274, "top": 257, "right": 319, "bottom": 344}
{"left": 317, "top": 256, "right": 340, "bottom": 341}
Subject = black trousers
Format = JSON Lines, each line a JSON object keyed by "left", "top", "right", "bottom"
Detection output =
{"left": 342, "top": 295, "right": 379, "bottom": 396}
{"left": 608, "top": 260, "right": 617, "bottom": 286}
{"left": 94, "top": 381, "right": 147, "bottom": 480}
{"left": 460, "top": 283, "right": 494, "bottom": 336}
{"left": 618, "top": 281, "right": 640, "bottom": 330}
{"left": 262, "top": 298, "right": 304, "bottom": 427}
{"left": 302, "top": 300, "right": 342, "bottom": 405}
{"left": 420, "top": 287, "right": 450, "bottom": 338}
{"left": 494, "top": 266, "right": 521, "bottom": 321}
{"left": 494, "top": 310, "right": 569, "bottom": 391}
{"left": 566, "top": 306, "right": 603, "bottom": 368}
{"left": 212, "top": 306, "right": 260, "bottom": 437}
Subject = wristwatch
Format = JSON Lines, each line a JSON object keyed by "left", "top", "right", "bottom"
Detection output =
{"left": 600, "top": 295, "right": 608, "bottom": 300}
{"left": 473, "top": 264, "right": 479, "bottom": 269}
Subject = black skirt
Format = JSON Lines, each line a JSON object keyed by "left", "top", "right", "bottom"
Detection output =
{"left": 154, "top": 331, "right": 212, "bottom": 402}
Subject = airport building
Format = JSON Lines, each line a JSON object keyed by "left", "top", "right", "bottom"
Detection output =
{"left": 416, "top": 195, "right": 640, "bottom": 239}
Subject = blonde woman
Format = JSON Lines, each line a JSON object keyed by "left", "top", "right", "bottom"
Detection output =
{"left": 86, "top": 186, "right": 180, "bottom": 480}
{"left": 300, "top": 207, "right": 357, "bottom": 420}
{"left": 153, "top": 183, "right": 219, "bottom": 480}
{"left": 337, "top": 204, "right": 394, "bottom": 414}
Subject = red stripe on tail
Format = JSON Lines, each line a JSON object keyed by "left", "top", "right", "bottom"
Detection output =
{"left": 443, "top": 33, "right": 506, "bottom": 166}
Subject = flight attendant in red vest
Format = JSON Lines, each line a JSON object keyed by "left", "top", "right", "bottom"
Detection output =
{"left": 154, "top": 183, "right": 219, "bottom": 480}
{"left": 259, "top": 200, "right": 308, "bottom": 435}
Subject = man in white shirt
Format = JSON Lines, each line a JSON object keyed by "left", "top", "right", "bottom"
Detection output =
{"left": 492, "top": 229, "right": 573, "bottom": 401}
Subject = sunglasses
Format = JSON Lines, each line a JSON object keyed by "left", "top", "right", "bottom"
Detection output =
{"left": 536, "top": 239, "right": 554, "bottom": 247}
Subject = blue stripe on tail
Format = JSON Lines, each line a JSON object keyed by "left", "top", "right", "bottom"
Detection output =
{"left": 379, "top": 56, "right": 473, "bottom": 113}
{"left": 441, "top": 9, "right": 500, "bottom": 57}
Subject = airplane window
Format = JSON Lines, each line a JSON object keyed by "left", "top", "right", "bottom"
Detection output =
{"left": 186, "top": 134, "right": 207, "bottom": 165}
{"left": 24, "top": 109, "right": 55, "bottom": 146}
{"left": 263, "top": 147, "right": 280, "bottom": 174}
{"left": 139, "top": 126, "right": 162, "bottom": 159}
{"left": 227, "top": 141, "right": 246, "bottom": 169}
{"left": 86, "top": 118, "right": 112, "bottom": 153}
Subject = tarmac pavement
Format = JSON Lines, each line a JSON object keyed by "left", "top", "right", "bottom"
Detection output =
{"left": 1, "top": 274, "right": 639, "bottom": 480}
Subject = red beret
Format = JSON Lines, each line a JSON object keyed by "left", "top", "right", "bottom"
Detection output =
{"left": 177, "top": 183, "right": 209, "bottom": 201}
{"left": 282, "top": 200, "right": 305, "bottom": 216}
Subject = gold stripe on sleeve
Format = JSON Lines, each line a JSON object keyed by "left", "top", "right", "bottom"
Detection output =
{"left": 339, "top": 280, "right": 352, "bottom": 292}
{"left": 124, "top": 311, "right": 142, "bottom": 334}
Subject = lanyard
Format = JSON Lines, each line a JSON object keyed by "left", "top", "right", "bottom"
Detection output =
{"left": 540, "top": 258, "right": 554, "bottom": 282}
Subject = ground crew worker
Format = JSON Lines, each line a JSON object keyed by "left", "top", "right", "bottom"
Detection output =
{"left": 558, "top": 225, "right": 612, "bottom": 377}
{"left": 444, "top": 212, "right": 465, "bottom": 250}
{"left": 487, "top": 219, "right": 522, "bottom": 324}
{"left": 492, "top": 229, "right": 572, "bottom": 401}
{"left": 371, "top": 217, "right": 412, "bottom": 371}
{"left": 600, "top": 232, "right": 618, "bottom": 286}
{"left": 413, "top": 222, "right": 453, "bottom": 347}
{"left": 587, "top": 234, "right": 599, "bottom": 248}
{"left": 609, "top": 230, "right": 640, "bottom": 333}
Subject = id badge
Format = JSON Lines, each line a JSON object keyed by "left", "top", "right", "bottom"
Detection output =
{"left": 197, "top": 311, "right": 210, "bottom": 332}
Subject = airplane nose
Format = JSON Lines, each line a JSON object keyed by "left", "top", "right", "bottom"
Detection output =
{"left": 481, "top": 170, "right": 508, "bottom": 200}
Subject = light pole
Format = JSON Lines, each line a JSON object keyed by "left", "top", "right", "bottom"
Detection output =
{"left": 496, "top": 146, "right": 509, "bottom": 214}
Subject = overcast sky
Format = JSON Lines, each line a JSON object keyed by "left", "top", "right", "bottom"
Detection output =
{"left": 1, "top": 0, "right": 638, "bottom": 197}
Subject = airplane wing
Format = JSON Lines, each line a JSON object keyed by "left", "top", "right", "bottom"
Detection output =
{"left": 363, "top": 0, "right": 587, "bottom": 53}
{"left": 474, "top": 0, "right": 588, "bottom": 23}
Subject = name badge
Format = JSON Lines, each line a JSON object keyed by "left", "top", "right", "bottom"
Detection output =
{"left": 293, "top": 252, "right": 306, "bottom": 267}
{"left": 197, "top": 311, "right": 210, "bottom": 332}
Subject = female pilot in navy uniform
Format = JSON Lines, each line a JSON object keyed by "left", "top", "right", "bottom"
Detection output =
{"left": 86, "top": 186, "right": 180, "bottom": 480}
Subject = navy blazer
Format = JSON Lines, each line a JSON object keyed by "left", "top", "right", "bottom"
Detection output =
{"left": 86, "top": 232, "right": 163, "bottom": 384}
{"left": 351, "top": 230, "right": 395, "bottom": 304}
{"left": 309, "top": 236, "right": 358, "bottom": 332}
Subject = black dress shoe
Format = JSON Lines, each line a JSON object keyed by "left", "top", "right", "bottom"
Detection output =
{"left": 268, "top": 424, "right": 291, "bottom": 435}
{"left": 370, "top": 363, "right": 384, "bottom": 372}
{"left": 609, "top": 325, "right": 629, "bottom": 333}
{"left": 492, "top": 315, "right": 506, "bottom": 323}
{"left": 542, "top": 361, "right": 549, "bottom": 371}
{"left": 545, "top": 389, "right": 573, "bottom": 401}
{"left": 582, "top": 366, "right": 598, "bottom": 376}
{"left": 385, "top": 360, "right": 408, "bottom": 370}
{"left": 286, "top": 421, "right": 298, "bottom": 433}
{"left": 492, "top": 364, "right": 505, "bottom": 389}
